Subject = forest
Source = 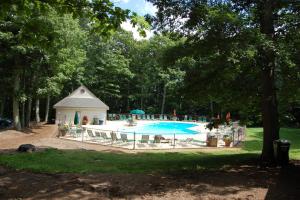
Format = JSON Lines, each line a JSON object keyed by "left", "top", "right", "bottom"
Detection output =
{"left": 0, "top": 1, "right": 299, "bottom": 162}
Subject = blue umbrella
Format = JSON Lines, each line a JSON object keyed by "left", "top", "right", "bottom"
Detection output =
{"left": 130, "top": 109, "right": 145, "bottom": 115}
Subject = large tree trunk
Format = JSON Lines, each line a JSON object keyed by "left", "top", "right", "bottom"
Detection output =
{"left": 259, "top": 0, "right": 280, "bottom": 164}
{"left": 26, "top": 97, "right": 32, "bottom": 127}
{"left": 35, "top": 98, "right": 40, "bottom": 123}
{"left": 44, "top": 95, "right": 50, "bottom": 123}
{"left": 13, "top": 71, "right": 21, "bottom": 131}
{"left": 210, "top": 99, "right": 214, "bottom": 118}
{"left": 140, "top": 87, "right": 144, "bottom": 110}
{"left": 161, "top": 84, "right": 167, "bottom": 115}
{"left": 21, "top": 102, "right": 25, "bottom": 128}
{"left": 0, "top": 97, "right": 4, "bottom": 118}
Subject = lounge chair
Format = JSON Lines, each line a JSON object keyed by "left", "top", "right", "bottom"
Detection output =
{"left": 159, "top": 115, "right": 163, "bottom": 120}
{"left": 121, "top": 134, "right": 128, "bottom": 142}
{"left": 180, "top": 138, "right": 193, "bottom": 143}
{"left": 154, "top": 135, "right": 171, "bottom": 144}
{"left": 127, "top": 118, "right": 137, "bottom": 126}
{"left": 146, "top": 115, "right": 151, "bottom": 120}
{"left": 163, "top": 115, "right": 168, "bottom": 120}
{"left": 184, "top": 115, "right": 188, "bottom": 121}
{"left": 137, "top": 115, "right": 141, "bottom": 120}
{"left": 68, "top": 127, "right": 77, "bottom": 137}
{"left": 151, "top": 115, "right": 155, "bottom": 120}
{"left": 141, "top": 115, "right": 145, "bottom": 120}
{"left": 141, "top": 135, "right": 149, "bottom": 143}
{"left": 75, "top": 128, "right": 83, "bottom": 138}
{"left": 188, "top": 116, "right": 193, "bottom": 121}
{"left": 100, "top": 132, "right": 111, "bottom": 140}
{"left": 198, "top": 116, "right": 202, "bottom": 122}
{"left": 86, "top": 129, "right": 96, "bottom": 140}
{"left": 110, "top": 131, "right": 119, "bottom": 143}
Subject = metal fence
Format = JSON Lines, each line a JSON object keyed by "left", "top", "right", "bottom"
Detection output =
{"left": 59, "top": 124, "right": 246, "bottom": 150}
{"left": 107, "top": 113, "right": 209, "bottom": 122}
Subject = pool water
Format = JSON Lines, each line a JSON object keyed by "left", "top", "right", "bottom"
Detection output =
{"left": 121, "top": 122, "right": 199, "bottom": 135}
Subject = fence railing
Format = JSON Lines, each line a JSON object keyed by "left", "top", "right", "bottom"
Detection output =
{"left": 59, "top": 124, "right": 246, "bottom": 150}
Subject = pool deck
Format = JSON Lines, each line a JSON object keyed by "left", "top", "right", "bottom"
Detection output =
{"left": 60, "top": 120, "right": 233, "bottom": 150}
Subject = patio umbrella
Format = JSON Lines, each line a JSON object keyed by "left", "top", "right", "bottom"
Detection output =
{"left": 130, "top": 109, "right": 145, "bottom": 115}
{"left": 74, "top": 111, "right": 79, "bottom": 125}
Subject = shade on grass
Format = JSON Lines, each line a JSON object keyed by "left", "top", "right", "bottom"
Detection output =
{"left": 0, "top": 128, "right": 299, "bottom": 174}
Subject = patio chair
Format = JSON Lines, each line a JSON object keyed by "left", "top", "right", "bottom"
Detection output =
{"left": 75, "top": 128, "right": 83, "bottom": 138}
{"left": 120, "top": 134, "right": 128, "bottom": 142}
{"left": 180, "top": 138, "right": 193, "bottom": 143}
{"left": 86, "top": 129, "right": 96, "bottom": 140}
{"left": 141, "top": 115, "right": 145, "bottom": 120}
{"left": 146, "top": 115, "right": 151, "bottom": 120}
{"left": 151, "top": 115, "right": 155, "bottom": 120}
{"left": 163, "top": 115, "right": 168, "bottom": 120}
{"left": 94, "top": 131, "right": 105, "bottom": 141}
{"left": 153, "top": 135, "right": 161, "bottom": 143}
{"left": 159, "top": 115, "right": 163, "bottom": 120}
{"left": 198, "top": 116, "right": 202, "bottom": 122}
{"left": 141, "top": 135, "right": 149, "bottom": 143}
{"left": 154, "top": 135, "right": 171, "bottom": 144}
{"left": 68, "top": 127, "right": 77, "bottom": 137}
{"left": 110, "top": 131, "right": 120, "bottom": 143}
{"left": 127, "top": 118, "right": 137, "bottom": 126}
{"left": 137, "top": 115, "right": 141, "bottom": 120}
{"left": 100, "top": 132, "right": 110, "bottom": 140}
{"left": 184, "top": 115, "right": 188, "bottom": 121}
{"left": 188, "top": 116, "right": 193, "bottom": 121}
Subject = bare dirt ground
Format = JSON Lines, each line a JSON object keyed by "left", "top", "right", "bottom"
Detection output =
{"left": 0, "top": 125, "right": 299, "bottom": 199}
{"left": 0, "top": 163, "right": 300, "bottom": 200}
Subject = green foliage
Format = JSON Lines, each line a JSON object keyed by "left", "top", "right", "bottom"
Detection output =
{"left": 148, "top": 0, "right": 300, "bottom": 123}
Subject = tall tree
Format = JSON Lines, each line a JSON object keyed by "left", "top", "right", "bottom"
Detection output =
{"left": 148, "top": 0, "right": 300, "bottom": 163}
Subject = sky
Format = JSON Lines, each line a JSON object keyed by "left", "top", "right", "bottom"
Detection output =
{"left": 113, "top": 0, "right": 157, "bottom": 16}
{"left": 112, "top": 0, "right": 158, "bottom": 40}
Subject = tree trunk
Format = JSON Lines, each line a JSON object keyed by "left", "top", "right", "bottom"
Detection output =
{"left": 21, "top": 102, "right": 25, "bottom": 128}
{"left": 161, "top": 84, "right": 167, "bottom": 115}
{"left": 210, "top": 99, "right": 214, "bottom": 118}
{"left": 35, "top": 98, "right": 40, "bottom": 123}
{"left": 13, "top": 71, "right": 21, "bottom": 130}
{"left": 44, "top": 95, "right": 50, "bottom": 123}
{"left": 140, "top": 87, "right": 143, "bottom": 109}
{"left": 26, "top": 97, "right": 32, "bottom": 127}
{"left": 259, "top": 0, "right": 280, "bottom": 164}
{"left": 0, "top": 97, "right": 4, "bottom": 118}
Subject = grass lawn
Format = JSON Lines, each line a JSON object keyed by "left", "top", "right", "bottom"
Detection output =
{"left": 0, "top": 128, "right": 299, "bottom": 174}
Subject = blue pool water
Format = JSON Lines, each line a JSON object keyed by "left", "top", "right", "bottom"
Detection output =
{"left": 122, "top": 122, "right": 199, "bottom": 135}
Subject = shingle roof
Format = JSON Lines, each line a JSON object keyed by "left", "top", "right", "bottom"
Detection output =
{"left": 53, "top": 86, "right": 109, "bottom": 109}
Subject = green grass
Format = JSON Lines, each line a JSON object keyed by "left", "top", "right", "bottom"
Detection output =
{"left": 0, "top": 128, "right": 299, "bottom": 174}
{"left": 244, "top": 127, "right": 300, "bottom": 159}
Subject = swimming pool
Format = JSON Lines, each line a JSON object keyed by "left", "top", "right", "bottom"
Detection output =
{"left": 121, "top": 122, "right": 200, "bottom": 135}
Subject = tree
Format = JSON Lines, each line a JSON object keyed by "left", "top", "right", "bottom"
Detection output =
{"left": 0, "top": 0, "right": 134, "bottom": 130}
{"left": 148, "top": 0, "right": 300, "bottom": 163}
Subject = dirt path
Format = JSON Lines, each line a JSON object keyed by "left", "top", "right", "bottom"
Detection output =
{"left": 0, "top": 162, "right": 299, "bottom": 200}
{"left": 0, "top": 125, "right": 132, "bottom": 153}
